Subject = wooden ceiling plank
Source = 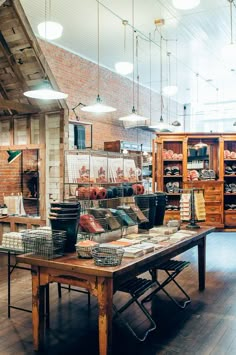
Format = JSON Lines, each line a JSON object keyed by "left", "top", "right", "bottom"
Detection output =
{"left": 0, "top": 97, "right": 39, "bottom": 113}
{"left": 0, "top": 30, "right": 28, "bottom": 90}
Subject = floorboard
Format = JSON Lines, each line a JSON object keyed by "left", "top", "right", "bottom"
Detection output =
{"left": 0, "top": 232, "right": 236, "bottom": 354}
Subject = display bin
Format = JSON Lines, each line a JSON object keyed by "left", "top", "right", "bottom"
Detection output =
{"left": 22, "top": 229, "right": 66, "bottom": 259}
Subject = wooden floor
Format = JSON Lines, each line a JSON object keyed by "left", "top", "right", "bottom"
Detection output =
{"left": 1, "top": 231, "right": 236, "bottom": 354}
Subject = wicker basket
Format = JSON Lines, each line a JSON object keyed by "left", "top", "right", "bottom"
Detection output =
{"left": 92, "top": 246, "right": 124, "bottom": 266}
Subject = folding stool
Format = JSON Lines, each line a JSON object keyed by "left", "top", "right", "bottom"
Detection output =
{"left": 142, "top": 260, "right": 191, "bottom": 309}
{"left": 113, "top": 277, "right": 157, "bottom": 341}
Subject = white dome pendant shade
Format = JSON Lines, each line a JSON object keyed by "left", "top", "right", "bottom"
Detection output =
{"left": 24, "top": 80, "right": 68, "bottom": 100}
{"left": 80, "top": 95, "right": 116, "bottom": 113}
{"left": 149, "top": 116, "right": 174, "bottom": 132}
{"left": 115, "top": 61, "right": 133, "bottom": 76}
{"left": 37, "top": 21, "right": 63, "bottom": 40}
{"left": 119, "top": 106, "right": 148, "bottom": 122}
{"left": 172, "top": 0, "right": 200, "bottom": 10}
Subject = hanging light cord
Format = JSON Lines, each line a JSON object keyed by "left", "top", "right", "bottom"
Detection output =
{"left": 175, "top": 39, "right": 178, "bottom": 118}
{"left": 167, "top": 51, "right": 171, "bottom": 124}
{"left": 229, "top": 0, "right": 234, "bottom": 44}
{"left": 97, "top": 0, "right": 100, "bottom": 99}
{"left": 136, "top": 35, "right": 139, "bottom": 114}
{"left": 44, "top": 0, "right": 48, "bottom": 80}
{"left": 160, "top": 32, "right": 163, "bottom": 120}
{"left": 132, "top": 0, "right": 135, "bottom": 112}
{"left": 196, "top": 73, "right": 199, "bottom": 103}
{"left": 122, "top": 19, "right": 128, "bottom": 55}
{"left": 149, "top": 32, "right": 152, "bottom": 124}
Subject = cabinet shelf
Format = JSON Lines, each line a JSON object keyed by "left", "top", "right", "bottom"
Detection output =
{"left": 163, "top": 159, "right": 182, "bottom": 162}
{"left": 23, "top": 197, "right": 38, "bottom": 201}
{"left": 224, "top": 159, "right": 236, "bottom": 161}
{"left": 163, "top": 175, "right": 182, "bottom": 178}
{"left": 187, "top": 155, "right": 209, "bottom": 161}
{"left": 64, "top": 181, "right": 140, "bottom": 186}
{"left": 224, "top": 175, "right": 236, "bottom": 178}
{"left": 224, "top": 193, "right": 236, "bottom": 196}
{"left": 67, "top": 196, "right": 121, "bottom": 202}
{"left": 166, "top": 193, "right": 181, "bottom": 196}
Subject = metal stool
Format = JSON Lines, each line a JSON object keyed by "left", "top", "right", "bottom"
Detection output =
{"left": 113, "top": 277, "right": 157, "bottom": 341}
{"left": 142, "top": 260, "right": 191, "bottom": 309}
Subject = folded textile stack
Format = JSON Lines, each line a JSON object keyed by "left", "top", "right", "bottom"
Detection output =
{"left": 224, "top": 150, "right": 236, "bottom": 159}
{"left": 149, "top": 226, "right": 176, "bottom": 235}
{"left": 122, "top": 246, "right": 144, "bottom": 258}
{"left": 1, "top": 232, "right": 23, "bottom": 250}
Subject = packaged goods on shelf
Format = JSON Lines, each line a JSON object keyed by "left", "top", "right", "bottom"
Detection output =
{"left": 4, "top": 195, "right": 26, "bottom": 216}
{"left": 194, "top": 191, "right": 206, "bottom": 221}
{"left": 75, "top": 240, "right": 99, "bottom": 259}
{"left": 1, "top": 232, "right": 23, "bottom": 250}
{"left": 88, "top": 208, "right": 121, "bottom": 231}
{"left": 180, "top": 193, "right": 191, "bottom": 221}
{"left": 79, "top": 214, "right": 105, "bottom": 233}
{"left": 122, "top": 246, "right": 145, "bottom": 258}
{"left": 138, "top": 242, "right": 155, "bottom": 253}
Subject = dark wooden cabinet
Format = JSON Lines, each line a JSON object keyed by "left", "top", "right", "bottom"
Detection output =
{"left": 153, "top": 133, "right": 236, "bottom": 228}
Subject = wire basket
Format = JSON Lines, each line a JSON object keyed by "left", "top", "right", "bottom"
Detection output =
{"left": 91, "top": 246, "right": 124, "bottom": 266}
{"left": 22, "top": 229, "right": 67, "bottom": 259}
{"left": 76, "top": 242, "right": 99, "bottom": 259}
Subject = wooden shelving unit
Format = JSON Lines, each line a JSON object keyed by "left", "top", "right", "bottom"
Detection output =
{"left": 153, "top": 133, "right": 236, "bottom": 228}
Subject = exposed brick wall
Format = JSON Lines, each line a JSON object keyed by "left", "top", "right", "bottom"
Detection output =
{"left": 0, "top": 149, "right": 38, "bottom": 214}
{"left": 39, "top": 40, "right": 182, "bottom": 150}
{"left": 0, "top": 151, "right": 21, "bottom": 203}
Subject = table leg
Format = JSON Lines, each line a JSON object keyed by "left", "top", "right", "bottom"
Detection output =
{"left": 32, "top": 267, "right": 45, "bottom": 351}
{"left": 97, "top": 277, "right": 113, "bottom": 355}
{"left": 198, "top": 236, "right": 206, "bottom": 291}
{"left": 7, "top": 251, "right": 11, "bottom": 318}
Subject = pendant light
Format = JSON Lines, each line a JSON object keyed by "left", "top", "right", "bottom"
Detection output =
{"left": 119, "top": 0, "right": 147, "bottom": 122}
{"left": 24, "top": 79, "right": 68, "bottom": 100}
{"left": 38, "top": 0, "right": 63, "bottom": 40}
{"left": 149, "top": 32, "right": 173, "bottom": 132}
{"left": 163, "top": 52, "right": 178, "bottom": 97}
{"left": 222, "top": 0, "right": 236, "bottom": 67}
{"left": 171, "top": 39, "right": 181, "bottom": 127}
{"left": 7, "top": 150, "right": 22, "bottom": 164}
{"left": 24, "top": 0, "right": 67, "bottom": 100}
{"left": 115, "top": 20, "right": 133, "bottom": 76}
{"left": 172, "top": 0, "right": 200, "bottom": 10}
{"left": 81, "top": 1, "right": 116, "bottom": 113}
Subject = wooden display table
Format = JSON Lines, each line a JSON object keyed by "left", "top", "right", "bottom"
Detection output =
{"left": 17, "top": 226, "right": 214, "bottom": 355}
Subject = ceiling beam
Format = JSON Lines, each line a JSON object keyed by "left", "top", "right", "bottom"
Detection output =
{"left": 0, "top": 81, "right": 13, "bottom": 115}
{"left": 0, "top": 98, "right": 39, "bottom": 113}
{"left": 0, "top": 30, "right": 29, "bottom": 92}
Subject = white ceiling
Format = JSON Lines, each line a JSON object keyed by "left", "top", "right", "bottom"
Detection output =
{"left": 20, "top": 0, "right": 236, "bottom": 109}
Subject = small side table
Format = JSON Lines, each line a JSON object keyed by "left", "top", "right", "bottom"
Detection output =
{"left": 0, "top": 247, "right": 50, "bottom": 327}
